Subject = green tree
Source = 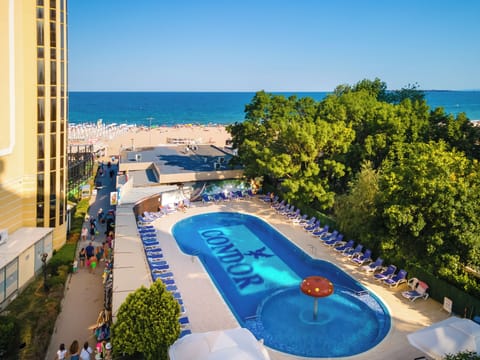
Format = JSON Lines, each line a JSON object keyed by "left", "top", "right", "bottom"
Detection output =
{"left": 228, "top": 91, "right": 354, "bottom": 209}
{"left": 334, "top": 162, "right": 382, "bottom": 250}
{"left": 427, "top": 107, "right": 480, "bottom": 159}
{"left": 444, "top": 351, "right": 480, "bottom": 360}
{"left": 111, "top": 281, "right": 181, "bottom": 360}
{"left": 377, "top": 141, "right": 480, "bottom": 280}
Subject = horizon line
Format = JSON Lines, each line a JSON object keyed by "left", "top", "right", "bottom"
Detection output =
{"left": 68, "top": 88, "right": 480, "bottom": 93}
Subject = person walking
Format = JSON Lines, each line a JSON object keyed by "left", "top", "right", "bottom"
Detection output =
{"left": 55, "top": 343, "right": 67, "bottom": 360}
{"left": 79, "top": 248, "right": 86, "bottom": 268}
{"left": 89, "top": 223, "right": 96, "bottom": 242}
{"left": 79, "top": 341, "right": 93, "bottom": 360}
{"left": 68, "top": 340, "right": 80, "bottom": 360}
{"left": 81, "top": 226, "right": 88, "bottom": 242}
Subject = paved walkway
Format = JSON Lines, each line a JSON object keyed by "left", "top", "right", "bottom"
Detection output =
{"left": 46, "top": 164, "right": 117, "bottom": 360}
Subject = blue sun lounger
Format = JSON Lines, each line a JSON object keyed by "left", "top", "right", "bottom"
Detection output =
{"left": 149, "top": 263, "right": 169, "bottom": 270}
{"left": 180, "top": 329, "right": 192, "bottom": 338}
{"left": 383, "top": 269, "right": 408, "bottom": 288}
{"left": 179, "top": 316, "right": 190, "bottom": 326}
{"left": 373, "top": 265, "right": 396, "bottom": 280}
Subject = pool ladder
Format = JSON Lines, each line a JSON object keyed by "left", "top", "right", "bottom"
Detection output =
{"left": 307, "top": 244, "right": 316, "bottom": 257}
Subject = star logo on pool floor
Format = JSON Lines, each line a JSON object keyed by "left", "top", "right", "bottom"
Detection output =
{"left": 244, "top": 246, "right": 274, "bottom": 259}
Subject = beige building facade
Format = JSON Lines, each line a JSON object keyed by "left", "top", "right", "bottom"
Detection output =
{"left": 0, "top": 0, "right": 67, "bottom": 306}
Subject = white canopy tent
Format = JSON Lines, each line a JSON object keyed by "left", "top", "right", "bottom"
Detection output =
{"left": 407, "top": 317, "right": 480, "bottom": 359}
{"left": 168, "top": 328, "right": 271, "bottom": 360}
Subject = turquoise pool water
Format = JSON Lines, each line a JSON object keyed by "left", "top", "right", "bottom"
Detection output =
{"left": 172, "top": 212, "right": 390, "bottom": 357}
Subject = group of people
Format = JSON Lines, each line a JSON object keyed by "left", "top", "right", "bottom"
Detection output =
{"left": 78, "top": 240, "right": 112, "bottom": 274}
{"left": 55, "top": 339, "right": 112, "bottom": 360}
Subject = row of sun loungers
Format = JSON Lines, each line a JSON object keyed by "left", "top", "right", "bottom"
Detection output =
{"left": 201, "top": 189, "right": 254, "bottom": 204}
{"left": 137, "top": 201, "right": 192, "bottom": 225}
{"left": 137, "top": 224, "right": 192, "bottom": 336}
{"left": 265, "top": 195, "right": 431, "bottom": 302}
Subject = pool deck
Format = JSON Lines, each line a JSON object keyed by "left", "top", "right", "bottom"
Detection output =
{"left": 117, "top": 197, "right": 448, "bottom": 360}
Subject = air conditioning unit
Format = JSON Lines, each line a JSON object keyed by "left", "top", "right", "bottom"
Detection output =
{"left": 135, "top": 153, "right": 142, "bottom": 162}
{"left": 213, "top": 162, "right": 220, "bottom": 170}
{"left": 0, "top": 229, "right": 8, "bottom": 245}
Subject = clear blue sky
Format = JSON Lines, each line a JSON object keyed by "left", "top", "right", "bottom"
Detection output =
{"left": 68, "top": 0, "right": 480, "bottom": 91}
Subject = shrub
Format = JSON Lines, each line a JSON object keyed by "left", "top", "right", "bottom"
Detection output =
{"left": 111, "top": 281, "right": 181, "bottom": 360}
{"left": 0, "top": 315, "right": 19, "bottom": 357}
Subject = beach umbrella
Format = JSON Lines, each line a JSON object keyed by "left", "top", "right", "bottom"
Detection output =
{"left": 300, "top": 276, "right": 334, "bottom": 320}
{"left": 407, "top": 317, "right": 480, "bottom": 359}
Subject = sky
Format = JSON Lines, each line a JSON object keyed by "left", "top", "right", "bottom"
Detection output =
{"left": 68, "top": 0, "right": 480, "bottom": 92}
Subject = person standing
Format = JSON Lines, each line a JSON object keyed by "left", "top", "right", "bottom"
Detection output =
{"left": 79, "top": 341, "right": 93, "bottom": 360}
{"left": 79, "top": 248, "right": 86, "bottom": 268}
{"left": 55, "top": 343, "right": 67, "bottom": 360}
{"left": 68, "top": 340, "right": 80, "bottom": 360}
{"left": 81, "top": 226, "right": 88, "bottom": 242}
{"left": 89, "top": 223, "right": 96, "bottom": 242}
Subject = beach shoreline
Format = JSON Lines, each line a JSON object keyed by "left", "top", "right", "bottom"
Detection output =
{"left": 68, "top": 123, "right": 232, "bottom": 158}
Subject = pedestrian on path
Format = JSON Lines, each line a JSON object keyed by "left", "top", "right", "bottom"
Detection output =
{"left": 79, "top": 341, "right": 93, "bottom": 360}
{"left": 55, "top": 343, "right": 67, "bottom": 360}
{"left": 89, "top": 255, "right": 97, "bottom": 274}
{"left": 81, "top": 226, "right": 88, "bottom": 242}
{"left": 68, "top": 340, "right": 80, "bottom": 360}
{"left": 79, "top": 248, "right": 86, "bottom": 268}
{"left": 89, "top": 223, "right": 96, "bottom": 242}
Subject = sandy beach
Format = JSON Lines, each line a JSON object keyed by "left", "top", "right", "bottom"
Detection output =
{"left": 69, "top": 124, "right": 232, "bottom": 158}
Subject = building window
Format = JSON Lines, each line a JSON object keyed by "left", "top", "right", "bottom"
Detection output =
{"left": 50, "top": 22, "right": 56, "bottom": 47}
{"left": 37, "top": 0, "right": 44, "bottom": 5}
{"left": 36, "top": 20, "right": 44, "bottom": 46}
{"left": 37, "top": 135, "right": 45, "bottom": 158}
{"left": 37, "top": 47, "right": 44, "bottom": 58}
{"left": 37, "top": 160, "right": 45, "bottom": 172}
{"left": 50, "top": 9, "right": 56, "bottom": 21}
{"left": 50, "top": 134, "right": 56, "bottom": 157}
{"left": 50, "top": 0, "right": 56, "bottom": 9}
{"left": 38, "top": 86, "right": 45, "bottom": 97}
{"left": 38, "top": 122, "right": 44, "bottom": 134}
{"left": 51, "top": 48, "right": 56, "bottom": 60}
{"left": 37, "top": 98, "right": 45, "bottom": 121}
{"left": 50, "top": 61, "right": 56, "bottom": 84}
{"left": 51, "top": 98, "right": 57, "bottom": 121}
{"left": 37, "top": 59, "right": 45, "bottom": 84}
{"left": 50, "top": 158, "right": 56, "bottom": 170}
{"left": 36, "top": 7, "right": 44, "bottom": 19}
{"left": 51, "top": 121, "right": 56, "bottom": 133}
{"left": 50, "top": 86, "right": 56, "bottom": 97}
{"left": 36, "top": 203, "right": 44, "bottom": 226}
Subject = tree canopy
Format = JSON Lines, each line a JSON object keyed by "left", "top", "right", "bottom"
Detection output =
{"left": 228, "top": 78, "right": 480, "bottom": 296}
{"left": 111, "top": 280, "right": 181, "bottom": 360}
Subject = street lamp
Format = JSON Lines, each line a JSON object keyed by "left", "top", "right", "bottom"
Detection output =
{"left": 147, "top": 117, "right": 154, "bottom": 145}
{"left": 41, "top": 252, "right": 48, "bottom": 292}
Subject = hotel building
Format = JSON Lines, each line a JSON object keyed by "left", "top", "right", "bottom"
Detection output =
{"left": 0, "top": 0, "right": 68, "bottom": 307}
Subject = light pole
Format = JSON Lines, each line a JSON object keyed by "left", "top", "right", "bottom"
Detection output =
{"left": 146, "top": 117, "right": 154, "bottom": 145}
{"left": 41, "top": 252, "right": 48, "bottom": 292}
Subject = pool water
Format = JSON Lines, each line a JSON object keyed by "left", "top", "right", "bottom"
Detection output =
{"left": 172, "top": 212, "right": 391, "bottom": 358}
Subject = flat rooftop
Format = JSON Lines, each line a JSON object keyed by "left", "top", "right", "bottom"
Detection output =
{"left": 119, "top": 145, "right": 243, "bottom": 185}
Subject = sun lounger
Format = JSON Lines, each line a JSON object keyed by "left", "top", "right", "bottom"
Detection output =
{"left": 342, "top": 244, "right": 364, "bottom": 258}
{"left": 292, "top": 214, "right": 307, "bottom": 224}
{"left": 402, "top": 280, "right": 429, "bottom": 301}
{"left": 361, "top": 258, "right": 384, "bottom": 273}
{"left": 323, "top": 234, "right": 344, "bottom": 247}
{"left": 383, "top": 269, "right": 407, "bottom": 287}
{"left": 166, "top": 285, "right": 178, "bottom": 292}
{"left": 144, "top": 244, "right": 162, "bottom": 251}
{"left": 334, "top": 240, "right": 355, "bottom": 253}
{"left": 179, "top": 329, "right": 192, "bottom": 338}
{"left": 149, "top": 263, "right": 169, "bottom": 270}
{"left": 202, "top": 194, "right": 212, "bottom": 205}
{"left": 152, "top": 271, "right": 173, "bottom": 278}
{"left": 305, "top": 220, "right": 320, "bottom": 232}
{"left": 179, "top": 316, "right": 190, "bottom": 326}
{"left": 161, "top": 278, "right": 175, "bottom": 286}
{"left": 145, "top": 251, "right": 163, "bottom": 257}
{"left": 372, "top": 264, "right": 396, "bottom": 280}
{"left": 319, "top": 230, "right": 338, "bottom": 241}
{"left": 148, "top": 259, "right": 167, "bottom": 266}
{"left": 312, "top": 225, "right": 329, "bottom": 237}
{"left": 351, "top": 249, "right": 372, "bottom": 265}
{"left": 287, "top": 209, "right": 301, "bottom": 219}
{"left": 142, "top": 239, "right": 160, "bottom": 246}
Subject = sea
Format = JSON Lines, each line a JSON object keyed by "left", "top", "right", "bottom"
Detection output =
{"left": 68, "top": 91, "right": 480, "bottom": 127}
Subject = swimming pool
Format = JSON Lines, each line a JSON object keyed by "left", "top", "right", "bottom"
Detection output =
{"left": 172, "top": 212, "right": 391, "bottom": 357}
